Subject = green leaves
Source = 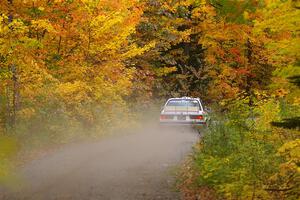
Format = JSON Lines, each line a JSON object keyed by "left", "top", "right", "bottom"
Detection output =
{"left": 192, "top": 108, "right": 282, "bottom": 199}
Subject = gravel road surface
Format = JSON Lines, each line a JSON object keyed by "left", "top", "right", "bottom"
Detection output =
{"left": 2, "top": 123, "right": 199, "bottom": 200}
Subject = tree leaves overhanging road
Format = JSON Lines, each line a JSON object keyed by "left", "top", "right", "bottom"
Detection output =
{"left": 0, "top": 0, "right": 299, "bottom": 199}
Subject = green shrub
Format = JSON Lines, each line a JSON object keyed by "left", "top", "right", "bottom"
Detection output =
{"left": 193, "top": 108, "right": 282, "bottom": 199}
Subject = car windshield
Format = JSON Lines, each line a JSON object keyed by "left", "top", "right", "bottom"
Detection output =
{"left": 164, "top": 99, "right": 201, "bottom": 111}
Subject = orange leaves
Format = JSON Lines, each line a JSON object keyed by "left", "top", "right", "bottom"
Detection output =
{"left": 235, "top": 68, "right": 252, "bottom": 76}
{"left": 0, "top": 0, "right": 151, "bottom": 132}
{"left": 229, "top": 47, "right": 240, "bottom": 56}
{"left": 197, "top": 9, "right": 273, "bottom": 102}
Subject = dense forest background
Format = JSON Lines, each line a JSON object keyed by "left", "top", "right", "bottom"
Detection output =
{"left": 0, "top": 0, "right": 299, "bottom": 199}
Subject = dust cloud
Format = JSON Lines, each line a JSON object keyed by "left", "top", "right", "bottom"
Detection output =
{"left": 1, "top": 118, "right": 200, "bottom": 200}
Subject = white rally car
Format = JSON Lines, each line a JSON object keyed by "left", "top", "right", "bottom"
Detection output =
{"left": 160, "top": 97, "right": 210, "bottom": 126}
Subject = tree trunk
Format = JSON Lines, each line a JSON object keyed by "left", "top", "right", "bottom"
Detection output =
{"left": 245, "top": 38, "right": 254, "bottom": 107}
{"left": 7, "top": 0, "right": 19, "bottom": 131}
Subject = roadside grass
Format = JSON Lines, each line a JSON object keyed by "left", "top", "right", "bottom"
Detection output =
{"left": 0, "top": 136, "right": 19, "bottom": 188}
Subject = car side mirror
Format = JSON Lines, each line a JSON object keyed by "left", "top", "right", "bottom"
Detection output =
{"left": 205, "top": 106, "right": 211, "bottom": 112}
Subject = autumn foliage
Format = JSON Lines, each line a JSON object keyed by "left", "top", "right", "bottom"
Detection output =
{"left": 0, "top": 0, "right": 299, "bottom": 199}
{"left": 0, "top": 0, "right": 153, "bottom": 136}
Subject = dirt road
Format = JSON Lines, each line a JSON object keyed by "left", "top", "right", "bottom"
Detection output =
{"left": 3, "top": 124, "right": 199, "bottom": 200}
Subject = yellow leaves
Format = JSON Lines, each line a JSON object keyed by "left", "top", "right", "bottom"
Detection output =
{"left": 293, "top": 0, "right": 300, "bottom": 8}
{"left": 153, "top": 66, "right": 177, "bottom": 77}
{"left": 293, "top": 97, "right": 300, "bottom": 106}
{"left": 56, "top": 81, "right": 92, "bottom": 105}
{"left": 278, "top": 139, "right": 300, "bottom": 159}
{"left": 19, "top": 60, "right": 56, "bottom": 100}
{"left": 10, "top": 21, "right": 27, "bottom": 34}
{"left": 180, "top": 29, "right": 192, "bottom": 43}
{"left": 253, "top": 0, "right": 300, "bottom": 69}
{"left": 276, "top": 139, "right": 300, "bottom": 180}
{"left": 87, "top": 2, "right": 143, "bottom": 56}
{"left": 54, "top": 81, "right": 95, "bottom": 123}
{"left": 243, "top": 11, "right": 250, "bottom": 20}
{"left": 0, "top": 14, "right": 8, "bottom": 24}
{"left": 242, "top": 185, "right": 271, "bottom": 200}
{"left": 37, "top": 6, "right": 45, "bottom": 11}
{"left": 263, "top": 1, "right": 300, "bottom": 31}
{"left": 255, "top": 99, "right": 281, "bottom": 131}
{"left": 31, "top": 19, "right": 55, "bottom": 33}
{"left": 191, "top": 7, "right": 204, "bottom": 19}
{"left": 121, "top": 41, "right": 156, "bottom": 59}
{"left": 271, "top": 65, "right": 300, "bottom": 104}
{"left": 80, "top": 0, "right": 91, "bottom": 4}
{"left": 253, "top": 90, "right": 269, "bottom": 100}
{"left": 222, "top": 65, "right": 234, "bottom": 77}
{"left": 90, "top": 13, "right": 124, "bottom": 37}
{"left": 275, "top": 88, "right": 289, "bottom": 97}
{"left": 92, "top": 66, "right": 134, "bottom": 103}
{"left": 19, "top": 0, "right": 146, "bottom": 126}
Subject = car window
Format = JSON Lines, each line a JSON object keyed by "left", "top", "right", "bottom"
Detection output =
{"left": 187, "top": 100, "right": 200, "bottom": 107}
{"left": 165, "top": 100, "right": 201, "bottom": 111}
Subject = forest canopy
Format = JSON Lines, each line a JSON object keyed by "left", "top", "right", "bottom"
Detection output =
{"left": 0, "top": 0, "right": 298, "bottom": 132}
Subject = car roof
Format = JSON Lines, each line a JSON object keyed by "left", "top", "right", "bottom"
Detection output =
{"left": 167, "top": 97, "right": 201, "bottom": 101}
